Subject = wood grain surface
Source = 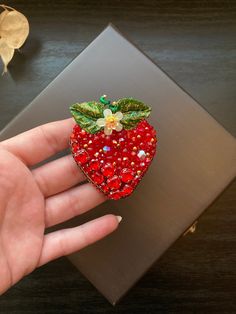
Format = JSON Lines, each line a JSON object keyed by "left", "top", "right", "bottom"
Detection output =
{"left": 0, "top": 1, "right": 235, "bottom": 313}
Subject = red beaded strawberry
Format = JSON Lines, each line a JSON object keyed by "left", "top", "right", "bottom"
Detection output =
{"left": 69, "top": 95, "right": 157, "bottom": 200}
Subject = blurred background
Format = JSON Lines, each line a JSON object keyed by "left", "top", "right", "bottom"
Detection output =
{"left": 0, "top": 1, "right": 235, "bottom": 313}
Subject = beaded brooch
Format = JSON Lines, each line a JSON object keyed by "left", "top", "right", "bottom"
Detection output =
{"left": 69, "top": 95, "right": 157, "bottom": 200}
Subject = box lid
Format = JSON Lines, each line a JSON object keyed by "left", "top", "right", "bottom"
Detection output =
{"left": 0, "top": 25, "right": 235, "bottom": 304}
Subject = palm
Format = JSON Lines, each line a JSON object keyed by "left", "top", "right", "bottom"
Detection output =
{"left": 0, "top": 119, "right": 120, "bottom": 294}
{"left": 0, "top": 149, "right": 45, "bottom": 291}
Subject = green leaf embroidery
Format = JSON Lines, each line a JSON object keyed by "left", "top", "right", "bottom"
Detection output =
{"left": 70, "top": 97, "right": 152, "bottom": 133}
{"left": 70, "top": 101, "right": 104, "bottom": 134}
{"left": 121, "top": 110, "right": 151, "bottom": 129}
{"left": 71, "top": 101, "right": 105, "bottom": 118}
{"left": 116, "top": 98, "right": 151, "bottom": 129}
{"left": 116, "top": 98, "right": 150, "bottom": 113}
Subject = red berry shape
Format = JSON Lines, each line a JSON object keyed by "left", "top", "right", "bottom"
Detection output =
{"left": 70, "top": 95, "right": 157, "bottom": 200}
{"left": 70, "top": 115, "right": 157, "bottom": 200}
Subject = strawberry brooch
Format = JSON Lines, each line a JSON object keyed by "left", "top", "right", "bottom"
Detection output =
{"left": 69, "top": 95, "right": 157, "bottom": 200}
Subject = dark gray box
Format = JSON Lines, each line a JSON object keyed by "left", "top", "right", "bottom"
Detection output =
{"left": 0, "top": 25, "right": 235, "bottom": 304}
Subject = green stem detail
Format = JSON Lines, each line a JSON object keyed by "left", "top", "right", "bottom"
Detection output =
{"left": 99, "top": 95, "right": 119, "bottom": 113}
{"left": 100, "top": 95, "right": 110, "bottom": 105}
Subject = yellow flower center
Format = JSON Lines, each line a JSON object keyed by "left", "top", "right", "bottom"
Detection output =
{"left": 105, "top": 115, "right": 117, "bottom": 128}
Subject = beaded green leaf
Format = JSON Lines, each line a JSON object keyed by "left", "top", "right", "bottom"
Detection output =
{"left": 72, "top": 101, "right": 105, "bottom": 118}
{"left": 70, "top": 98, "right": 151, "bottom": 133}
{"left": 70, "top": 102, "right": 104, "bottom": 134}
{"left": 116, "top": 98, "right": 151, "bottom": 129}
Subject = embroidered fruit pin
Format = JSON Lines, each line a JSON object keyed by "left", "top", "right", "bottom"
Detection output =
{"left": 69, "top": 95, "right": 157, "bottom": 200}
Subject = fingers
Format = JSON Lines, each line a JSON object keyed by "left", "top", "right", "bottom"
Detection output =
{"left": 38, "top": 214, "right": 121, "bottom": 267}
{"left": 45, "top": 183, "right": 107, "bottom": 228}
{"left": 32, "top": 155, "right": 86, "bottom": 197}
{"left": 1, "top": 118, "right": 74, "bottom": 166}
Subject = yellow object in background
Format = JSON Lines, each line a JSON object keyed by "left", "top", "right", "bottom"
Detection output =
{"left": 0, "top": 4, "right": 29, "bottom": 74}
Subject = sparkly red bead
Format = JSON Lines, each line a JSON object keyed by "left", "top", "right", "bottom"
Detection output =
{"left": 120, "top": 168, "right": 134, "bottom": 183}
{"left": 91, "top": 172, "right": 104, "bottom": 185}
{"left": 75, "top": 149, "right": 89, "bottom": 164}
{"left": 89, "top": 159, "right": 100, "bottom": 171}
{"left": 101, "top": 163, "right": 115, "bottom": 177}
{"left": 107, "top": 175, "right": 121, "bottom": 190}
{"left": 109, "top": 191, "right": 121, "bottom": 200}
{"left": 70, "top": 120, "right": 157, "bottom": 199}
{"left": 121, "top": 184, "right": 133, "bottom": 197}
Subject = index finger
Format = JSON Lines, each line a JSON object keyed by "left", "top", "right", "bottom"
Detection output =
{"left": 1, "top": 118, "right": 75, "bottom": 166}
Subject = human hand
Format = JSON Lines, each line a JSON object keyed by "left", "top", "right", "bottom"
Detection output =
{"left": 0, "top": 118, "right": 121, "bottom": 295}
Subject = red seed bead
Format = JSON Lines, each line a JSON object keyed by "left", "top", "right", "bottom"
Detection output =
{"left": 121, "top": 184, "right": 133, "bottom": 197}
{"left": 120, "top": 168, "right": 134, "bottom": 183}
{"left": 107, "top": 175, "right": 121, "bottom": 190}
{"left": 121, "top": 157, "right": 129, "bottom": 168}
{"left": 91, "top": 172, "right": 104, "bottom": 185}
{"left": 101, "top": 163, "right": 115, "bottom": 177}
{"left": 89, "top": 159, "right": 100, "bottom": 171}
{"left": 75, "top": 149, "right": 89, "bottom": 164}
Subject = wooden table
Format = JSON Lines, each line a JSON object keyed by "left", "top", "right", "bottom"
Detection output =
{"left": 0, "top": 1, "right": 235, "bottom": 312}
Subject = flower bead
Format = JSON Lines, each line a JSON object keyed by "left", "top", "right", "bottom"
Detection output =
{"left": 96, "top": 109, "right": 123, "bottom": 135}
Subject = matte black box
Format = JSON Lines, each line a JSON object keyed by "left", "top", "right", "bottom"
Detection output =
{"left": 0, "top": 25, "right": 235, "bottom": 304}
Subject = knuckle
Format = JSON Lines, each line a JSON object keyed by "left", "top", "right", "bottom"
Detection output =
{"left": 68, "top": 191, "right": 82, "bottom": 218}
{"left": 34, "top": 171, "right": 49, "bottom": 196}
{"left": 58, "top": 231, "right": 69, "bottom": 256}
{"left": 38, "top": 125, "right": 59, "bottom": 156}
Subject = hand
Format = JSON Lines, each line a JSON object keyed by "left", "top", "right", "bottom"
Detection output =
{"left": 0, "top": 118, "right": 121, "bottom": 295}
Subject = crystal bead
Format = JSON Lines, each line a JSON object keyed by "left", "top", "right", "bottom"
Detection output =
{"left": 103, "top": 145, "right": 111, "bottom": 152}
{"left": 101, "top": 163, "right": 115, "bottom": 177}
{"left": 91, "top": 172, "right": 104, "bottom": 185}
{"left": 89, "top": 159, "right": 100, "bottom": 171}
{"left": 137, "top": 150, "right": 146, "bottom": 160}
{"left": 75, "top": 149, "right": 89, "bottom": 164}
{"left": 120, "top": 168, "right": 134, "bottom": 183}
{"left": 109, "top": 191, "right": 121, "bottom": 200}
{"left": 121, "top": 184, "right": 133, "bottom": 197}
{"left": 107, "top": 175, "right": 121, "bottom": 190}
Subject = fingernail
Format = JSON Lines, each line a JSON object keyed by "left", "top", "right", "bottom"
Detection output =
{"left": 116, "top": 215, "right": 122, "bottom": 223}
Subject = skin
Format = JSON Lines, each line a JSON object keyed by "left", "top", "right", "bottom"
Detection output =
{"left": 0, "top": 118, "right": 120, "bottom": 295}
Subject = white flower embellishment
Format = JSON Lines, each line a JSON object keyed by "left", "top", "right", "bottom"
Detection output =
{"left": 96, "top": 109, "right": 123, "bottom": 135}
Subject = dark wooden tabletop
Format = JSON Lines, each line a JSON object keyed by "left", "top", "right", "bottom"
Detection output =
{"left": 0, "top": 1, "right": 235, "bottom": 313}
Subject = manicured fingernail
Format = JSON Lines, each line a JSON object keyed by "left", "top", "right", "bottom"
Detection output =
{"left": 116, "top": 215, "right": 122, "bottom": 223}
